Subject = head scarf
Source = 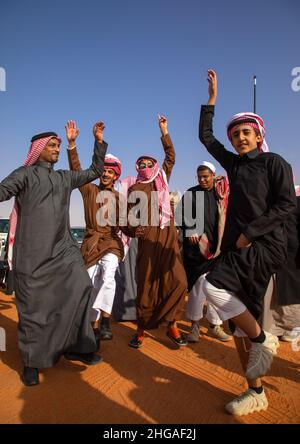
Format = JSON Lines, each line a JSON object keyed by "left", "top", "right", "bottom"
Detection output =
{"left": 197, "top": 161, "right": 216, "bottom": 174}
{"left": 104, "top": 153, "right": 122, "bottom": 180}
{"left": 135, "top": 156, "right": 173, "bottom": 228}
{"left": 115, "top": 176, "right": 138, "bottom": 257}
{"left": 135, "top": 156, "right": 158, "bottom": 182}
{"left": 198, "top": 175, "right": 230, "bottom": 260}
{"left": 8, "top": 132, "right": 61, "bottom": 269}
{"left": 292, "top": 172, "right": 300, "bottom": 197}
{"left": 24, "top": 132, "right": 61, "bottom": 165}
{"left": 226, "top": 112, "right": 269, "bottom": 153}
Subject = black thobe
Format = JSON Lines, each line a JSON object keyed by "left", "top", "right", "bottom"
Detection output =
{"left": 276, "top": 196, "right": 300, "bottom": 305}
{"left": 181, "top": 186, "right": 219, "bottom": 290}
{"left": 0, "top": 140, "right": 107, "bottom": 368}
{"left": 199, "top": 105, "right": 296, "bottom": 319}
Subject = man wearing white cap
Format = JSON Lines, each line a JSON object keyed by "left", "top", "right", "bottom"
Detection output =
{"left": 182, "top": 162, "right": 232, "bottom": 342}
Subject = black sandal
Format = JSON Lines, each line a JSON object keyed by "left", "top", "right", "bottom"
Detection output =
{"left": 129, "top": 333, "right": 144, "bottom": 349}
{"left": 166, "top": 330, "right": 188, "bottom": 347}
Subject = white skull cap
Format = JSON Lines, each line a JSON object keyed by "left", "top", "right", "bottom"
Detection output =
{"left": 199, "top": 161, "right": 216, "bottom": 174}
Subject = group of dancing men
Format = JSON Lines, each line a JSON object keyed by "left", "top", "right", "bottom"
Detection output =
{"left": 0, "top": 70, "right": 299, "bottom": 417}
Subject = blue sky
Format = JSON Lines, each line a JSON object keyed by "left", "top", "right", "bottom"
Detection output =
{"left": 0, "top": 0, "right": 299, "bottom": 225}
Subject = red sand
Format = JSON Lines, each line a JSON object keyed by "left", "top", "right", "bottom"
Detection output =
{"left": 0, "top": 292, "right": 299, "bottom": 424}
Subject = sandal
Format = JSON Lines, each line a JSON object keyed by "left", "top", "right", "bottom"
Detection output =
{"left": 166, "top": 327, "right": 188, "bottom": 347}
{"left": 129, "top": 333, "right": 144, "bottom": 349}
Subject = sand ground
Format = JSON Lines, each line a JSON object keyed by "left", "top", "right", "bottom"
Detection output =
{"left": 0, "top": 292, "right": 299, "bottom": 424}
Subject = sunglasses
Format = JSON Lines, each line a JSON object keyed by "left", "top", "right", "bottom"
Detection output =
{"left": 139, "top": 161, "right": 154, "bottom": 169}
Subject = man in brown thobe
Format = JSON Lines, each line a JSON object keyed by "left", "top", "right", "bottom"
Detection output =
{"left": 68, "top": 122, "right": 126, "bottom": 345}
{"left": 127, "top": 115, "right": 188, "bottom": 349}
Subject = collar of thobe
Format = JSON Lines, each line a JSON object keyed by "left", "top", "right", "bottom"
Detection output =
{"left": 99, "top": 186, "right": 115, "bottom": 192}
{"left": 35, "top": 161, "right": 54, "bottom": 169}
{"left": 240, "top": 148, "right": 260, "bottom": 160}
{"left": 201, "top": 187, "right": 215, "bottom": 193}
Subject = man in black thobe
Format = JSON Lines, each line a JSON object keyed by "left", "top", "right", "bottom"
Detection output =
{"left": 0, "top": 120, "right": 107, "bottom": 386}
{"left": 264, "top": 195, "right": 300, "bottom": 339}
{"left": 181, "top": 162, "right": 232, "bottom": 342}
{"left": 197, "top": 70, "right": 296, "bottom": 416}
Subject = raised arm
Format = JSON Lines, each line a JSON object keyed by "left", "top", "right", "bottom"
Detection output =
{"left": 65, "top": 120, "right": 107, "bottom": 190}
{"left": 67, "top": 120, "right": 91, "bottom": 197}
{"left": 158, "top": 114, "right": 175, "bottom": 181}
{"left": 199, "top": 70, "right": 236, "bottom": 172}
{"left": 0, "top": 167, "right": 27, "bottom": 202}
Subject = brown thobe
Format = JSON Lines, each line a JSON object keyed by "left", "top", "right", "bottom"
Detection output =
{"left": 127, "top": 134, "right": 188, "bottom": 330}
{"left": 68, "top": 148, "right": 124, "bottom": 268}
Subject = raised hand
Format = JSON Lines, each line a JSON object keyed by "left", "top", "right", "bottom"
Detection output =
{"left": 158, "top": 114, "right": 168, "bottom": 136}
{"left": 65, "top": 120, "right": 79, "bottom": 147}
{"left": 207, "top": 69, "right": 217, "bottom": 105}
{"left": 93, "top": 121, "right": 105, "bottom": 143}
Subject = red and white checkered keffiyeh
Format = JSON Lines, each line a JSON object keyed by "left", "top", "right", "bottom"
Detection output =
{"left": 104, "top": 153, "right": 122, "bottom": 180}
{"left": 8, "top": 135, "right": 61, "bottom": 270}
{"left": 135, "top": 156, "right": 173, "bottom": 229}
{"left": 226, "top": 112, "right": 269, "bottom": 153}
{"left": 115, "top": 176, "right": 137, "bottom": 258}
{"left": 198, "top": 175, "right": 230, "bottom": 260}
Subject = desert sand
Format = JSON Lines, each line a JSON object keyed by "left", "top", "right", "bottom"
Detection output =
{"left": 0, "top": 292, "right": 299, "bottom": 424}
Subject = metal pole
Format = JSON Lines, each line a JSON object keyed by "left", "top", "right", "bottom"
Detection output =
{"left": 253, "top": 75, "right": 257, "bottom": 114}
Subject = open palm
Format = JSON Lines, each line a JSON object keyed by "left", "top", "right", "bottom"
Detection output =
{"left": 65, "top": 120, "right": 79, "bottom": 143}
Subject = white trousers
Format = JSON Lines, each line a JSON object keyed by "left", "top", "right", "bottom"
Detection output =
{"left": 88, "top": 253, "right": 119, "bottom": 322}
{"left": 188, "top": 274, "right": 248, "bottom": 337}
{"left": 262, "top": 276, "right": 300, "bottom": 336}
{"left": 187, "top": 278, "right": 223, "bottom": 325}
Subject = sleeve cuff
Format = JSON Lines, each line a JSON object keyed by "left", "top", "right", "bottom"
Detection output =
{"left": 242, "top": 226, "right": 256, "bottom": 242}
{"left": 95, "top": 139, "right": 108, "bottom": 148}
{"left": 201, "top": 104, "right": 215, "bottom": 112}
{"left": 161, "top": 133, "right": 171, "bottom": 142}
